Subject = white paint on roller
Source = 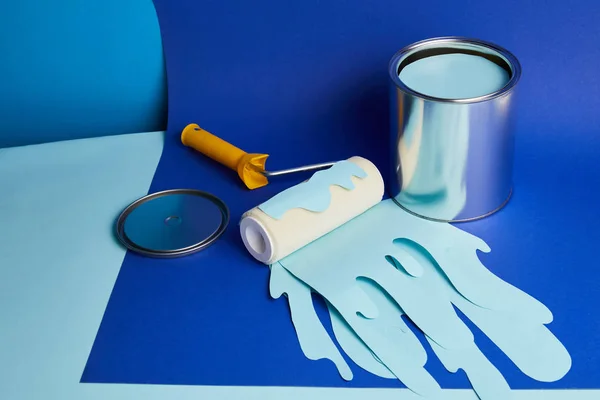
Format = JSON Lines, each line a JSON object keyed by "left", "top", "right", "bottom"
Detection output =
{"left": 240, "top": 156, "right": 384, "bottom": 265}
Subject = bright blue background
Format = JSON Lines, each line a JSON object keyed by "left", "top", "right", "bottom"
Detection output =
{"left": 0, "top": 0, "right": 167, "bottom": 148}
{"left": 83, "top": 0, "right": 600, "bottom": 391}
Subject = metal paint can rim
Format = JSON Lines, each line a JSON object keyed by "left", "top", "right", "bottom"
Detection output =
{"left": 389, "top": 188, "right": 513, "bottom": 224}
{"left": 115, "top": 188, "right": 230, "bottom": 258}
{"left": 388, "top": 36, "right": 522, "bottom": 104}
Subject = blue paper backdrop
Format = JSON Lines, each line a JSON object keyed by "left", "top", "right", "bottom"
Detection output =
{"left": 82, "top": 0, "right": 600, "bottom": 391}
{"left": 0, "top": 0, "right": 167, "bottom": 148}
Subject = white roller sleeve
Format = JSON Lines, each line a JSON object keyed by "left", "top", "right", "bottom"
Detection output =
{"left": 240, "top": 156, "right": 384, "bottom": 264}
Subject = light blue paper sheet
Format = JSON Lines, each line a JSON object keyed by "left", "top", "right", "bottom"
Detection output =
{"left": 0, "top": 131, "right": 164, "bottom": 399}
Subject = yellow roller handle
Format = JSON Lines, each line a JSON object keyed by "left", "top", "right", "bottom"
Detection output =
{"left": 181, "top": 123, "right": 269, "bottom": 190}
{"left": 182, "top": 123, "right": 245, "bottom": 170}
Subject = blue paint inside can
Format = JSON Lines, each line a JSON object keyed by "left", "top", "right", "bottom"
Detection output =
{"left": 399, "top": 53, "right": 510, "bottom": 99}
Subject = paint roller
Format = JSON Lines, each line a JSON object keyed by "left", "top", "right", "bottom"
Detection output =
{"left": 181, "top": 123, "right": 336, "bottom": 190}
{"left": 240, "top": 156, "right": 384, "bottom": 264}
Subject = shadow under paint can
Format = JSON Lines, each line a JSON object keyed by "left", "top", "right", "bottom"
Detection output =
{"left": 388, "top": 37, "right": 521, "bottom": 222}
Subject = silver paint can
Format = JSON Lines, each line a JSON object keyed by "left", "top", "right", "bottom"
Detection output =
{"left": 388, "top": 37, "right": 521, "bottom": 222}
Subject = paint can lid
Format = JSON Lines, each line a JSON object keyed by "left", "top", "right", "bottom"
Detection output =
{"left": 115, "top": 189, "right": 229, "bottom": 258}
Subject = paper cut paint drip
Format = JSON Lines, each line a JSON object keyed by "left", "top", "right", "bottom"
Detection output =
{"left": 328, "top": 304, "right": 396, "bottom": 379}
{"left": 269, "top": 262, "right": 353, "bottom": 381}
{"left": 427, "top": 337, "right": 512, "bottom": 400}
{"left": 269, "top": 200, "right": 571, "bottom": 399}
{"left": 258, "top": 160, "right": 367, "bottom": 219}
